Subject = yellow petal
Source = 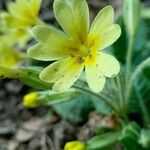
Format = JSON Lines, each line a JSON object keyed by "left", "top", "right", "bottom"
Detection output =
{"left": 99, "top": 24, "right": 121, "bottom": 50}
{"left": 89, "top": 6, "right": 121, "bottom": 50}
{"left": 7, "top": 0, "right": 41, "bottom": 27}
{"left": 28, "top": 43, "right": 70, "bottom": 61}
{"left": 97, "top": 52, "right": 120, "bottom": 77}
{"left": 29, "top": 0, "right": 42, "bottom": 17}
{"left": 0, "top": 43, "right": 20, "bottom": 67}
{"left": 8, "top": 1, "right": 29, "bottom": 19}
{"left": 90, "top": 6, "right": 114, "bottom": 36}
{"left": 7, "top": 2, "right": 20, "bottom": 18}
{"left": 32, "top": 25, "right": 70, "bottom": 43}
{"left": 40, "top": 57, "right": 84, "bottom": 91}
{"left": 85, "top": 62, "right": 106, "bottom": 93}
{"left": 28, "top": 25, "right": 72, "bottom": 61}
{"left": 53, "top": 0, "right": 89, "bottom": 42}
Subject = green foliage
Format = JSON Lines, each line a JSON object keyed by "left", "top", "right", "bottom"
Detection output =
{"left": 52, "top": 94, "right": 93, "bottom": 123}
{"left": 123, "top": 0, "right": 141, "bottom": 39}
{"left": 139, "top": 129, "right": 150, "bottom": 149}
{"left": 92, "top": 96, "right": 112, "bottom": 115}
{"left": 119, "top": 122, "right": 142, "bottom": 150}
{"left": 0, "top": 66, "right": 53, "bottom": 90}
{"left": 86, "top": 132, "right": 121, "bottom": 150}
{"left": 143, "top": 66, "right": 150, "bottom": 80}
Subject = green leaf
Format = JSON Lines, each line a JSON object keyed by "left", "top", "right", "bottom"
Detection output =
{"left": 143, "top": 66, "right": 150, "bottom": 80}
{"left": 123, "top": 0, "right": 141, "bottom": 38}
{"left": 16, "top": 67, "right": 53, "bottom": 90}
{"left": 0, "top": 66, "right": 53, "bottom": 90}
{"left": 139, "top": 129, "right": 150, "bottom": 149}
{"left": 128, "top": 73, "right": 150, "bottom": 127}
{"left": 92, "top": 96, "right": 112, "bottom": 115}
{"left": 86, "top": 132, "right": 121, "bottom": 150}
{"left": 119, "top": 122, "right": 143, "bottom": 150}
{"left": 52, "top": 94, "right": 93, "bottom": 123}
{"left": 133, "top": 21, "right": 150, "bottom": 67}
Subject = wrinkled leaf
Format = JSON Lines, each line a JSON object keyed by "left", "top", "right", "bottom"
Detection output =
{"left": 0, "top": 66, "right": 52, "bottom": 90}
{"left": 119, "top": 122, "right": 142, "bottom": 150}
{"left": 139, "top": 129, "right": 150, "bottom": 149}
{"left": 52, "top": 94, "right": 93, "bottom": 123}
{"left": 92, "top": 96, "right": 112, "bottom": 115}
{"left": 86, "top": 132, "right": 121, "bottom": 150}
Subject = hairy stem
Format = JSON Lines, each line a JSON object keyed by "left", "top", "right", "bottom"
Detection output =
{"left": 126, "top": 37, "right": 135, "bottom": 83}
{"left": 116, "top": 76, "right": 125, "bottom": 111}
{"left": 73, "top": 85, "right": 117, "bottom": 111}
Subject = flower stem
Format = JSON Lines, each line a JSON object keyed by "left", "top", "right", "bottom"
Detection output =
{"left": 73, "top": 85, "right": 117, "bottom": 111}
{"left": 116, "top": 75, "right": 125, "bottom": 111}
{"left": 126, "top": 37, "right": 135, "bottom": 83}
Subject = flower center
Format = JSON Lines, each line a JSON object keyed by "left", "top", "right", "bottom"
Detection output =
{"left": 79, "top": 45, "right": 90, "bottom": 57}
{"left": 70, "top": 35, "right": 99, "bottom": 64}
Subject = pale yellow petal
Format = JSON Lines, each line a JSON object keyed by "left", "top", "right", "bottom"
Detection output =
{"left": 85, "top": 62, "right": 106, "bottom": 93}
{"left": 28, "top": 43, "right": 70, "bottom": 61}
{"left": 7, "top": 2, "right": 20, "bottom": 18}
{"left": 89, "top": 6, "right": 121, "bottom": 50}
{"left": 97, "top": 52, "right": 120, "bottom": 77}
{"left": 53, "top": 62, "right": 84, "bottom": 92}
{"left": 90, "top": 6, "right": 114, "bottom": 36}
{"left": 29, "top": 0, "right": 42, "bottom": 17}
{"left": 40, "top": 59, "right": 67, "bottom": 83}
{"left": 7, "top": 0, "right": 41, "bottom": 27}
{"left": 8, "top": 0, "right": 29, "bottom": 19}
{"left": 53, "top": 0, "right": 89, "bottom": 42}
{"left": 40, "top": 58, "right": 84, "bottom": 91}
{"left": 32, "top": 25, "right": 70, "bottom": 43}
{"left": 28, "top": 25, "right": 72, "bottom": 60}
{"left": 15, "top": 0, "right": 40, "bottom": 17}
{"left": 99, "top": 24, "right": 121, "bottom": 50}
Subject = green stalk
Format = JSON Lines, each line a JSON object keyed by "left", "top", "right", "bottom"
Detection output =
{"left": 116, "top": 76, "right": 125, "bottom": 111}
{"left": 73, "top": 85, "right": 117, "bottom": 111}
{"left": 126, "top": 37, "right": 135, "bottom": 82}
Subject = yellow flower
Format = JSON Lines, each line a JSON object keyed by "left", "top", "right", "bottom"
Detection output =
{"left": 28, "top": 0, "right": 121, "bottom": 93}
{"left": 0, "top": 41, "right": 20, "bottom": 67}
{"left": 64, "top": 141, "right": 85, "bottom": 150}
{"left": 0, "top": 0, "right": 42, "bottom": 46}
{"left": 23, "top": 92, "right": 38, "bottom": 108}
{"left": 6, "top": 0, "right": 42, "bottom": 29}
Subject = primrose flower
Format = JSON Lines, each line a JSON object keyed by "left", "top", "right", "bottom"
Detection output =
{"left": 0, "top": 0, "right": 42, "bottom": 46}
{"left": 28, "top": 0, "right": 121, "bottom": 93}
{"left": 5, "top": 0, "right": 42, "bottom": 29}
{"left": 23, "top": 92, "right": 39, "bottom": 108}
{"left": 64, "top": 141, "right": 85, "bottom": 150}
{"left": 0, "top": 41, "right": 20, "bottom": 67}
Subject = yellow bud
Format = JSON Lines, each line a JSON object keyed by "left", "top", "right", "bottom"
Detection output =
{"left": 23, "top": 92, "right": 38, "bottom": 108}
{"left": 64, "top": 141, "right": 85, "bottom": 150}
